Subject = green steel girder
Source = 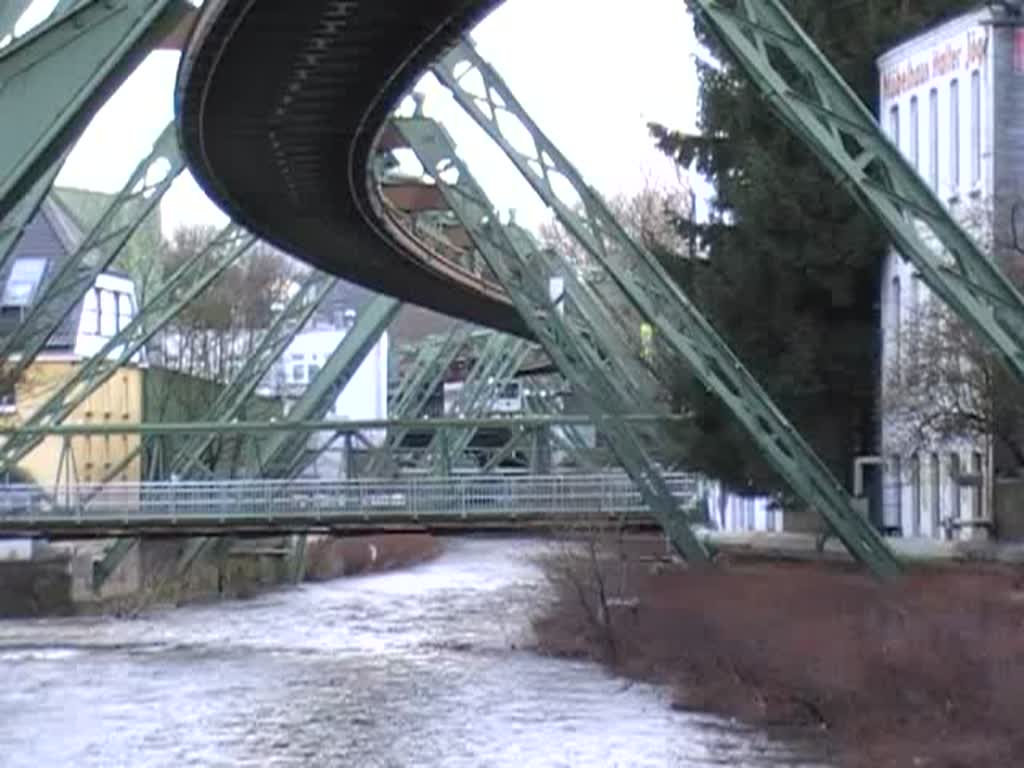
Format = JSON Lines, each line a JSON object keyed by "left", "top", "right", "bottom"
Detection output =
{"left": 432, "top": 40, "right": 901, "bottom": 580}
{"left": 390, "top": 117, "right": 710, "bottom": 564}
{"left": 0, "top": 223, "right": 252, "bottom": 475}
{"left": 366, "top": 323, "right": 473, "bottom": 476}
{"left": 0, "top": 0, "right": 186, "bottom": 221}
{"left": 169, "top": 269, "right": 338, "bottom": 479}
{"left": 688, "top": 0, "right": 1024, "bottom": 384}
{"left": 527, "top": 233, "right": 667, "bottom": 410}
{"left": 259, "top": 295, "right": 402, "bottom": 478}
{"left": 91, "top": 533, "right": 135, "bottom": 591}
{"left": 524, "top": 391, "right": 600, "bottom": 470}
{"left": 0, "top": 122, "right": 185, "bottom": 379}
{"left": 425, "top": 334, "right": 533, "bottom": 473}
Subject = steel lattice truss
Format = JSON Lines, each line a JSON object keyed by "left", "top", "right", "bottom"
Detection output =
{"left": 687, "top": 0, "right": 1024, "bottom": 381}
{"left": 389, "top": 115, "right": 711, "bottom": 564}
{"left": 0, "top": 123, "right": 185, "bottom": 380}
{"left": 431, "top": 40, "right": 901, "bottom": 578}
{"left": 0, "top": 222, "right": 254, "bottom": 474}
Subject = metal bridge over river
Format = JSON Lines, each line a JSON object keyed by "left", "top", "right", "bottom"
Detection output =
{"left": 3, "top": 0, "right": 1024, "bottom": 584}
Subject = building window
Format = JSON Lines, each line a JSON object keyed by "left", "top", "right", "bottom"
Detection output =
{"left": 291, "top": 364, "right": 305, "bottom": 382}
{"left": 910, "top": 455, "right": 921, "bottom": 537}
{"left": 929, "top": 88, "right": 939, "bottom": 191}
{"left": 890, "top": 455, "right": 902, "bottom": 534}
{"left": 308, "top": 364, "right": 321, "bottom": 379}
{"left": 949, "top": 79, "right": 960, "bottom": 194}
{"left": 970, "top": 70, "right": 982, "bottom": 188}
{"left": 0, "top": 379, "right": 15, "bottom": 413}
{"left": 909, "top": 95, "right": 919, "bottom": 170}
{"left": 949, "top": 452, "right": 962, "bottom": 533}
{"left": 99, "top": 289, "right": 117, "bottom": 337}
{"left": 115, "top": 292, "right": 133, "bottom": 333}
{"left": 2, "top": 257, "right": 46, "bottom": 307}
{"left": 888, "top": 104, "right": 900, "bottom": 148}
{"left": 891, "top": 275, "right": 902, "bottom": 381}
{"left": 92, "top": 287, "right": 102, "bottom": 334}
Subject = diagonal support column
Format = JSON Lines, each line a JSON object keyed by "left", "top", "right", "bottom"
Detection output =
{"left": 431, "top": 41, "right": 900, "bottom": 579}
{"left": 0, "top": 122, "right": 185, "bottom": 379}
{"left": 686, "top": 0, "right": 1024, "bottom": 381}
{"left": 0, "top": 153, "right": 66, "bottom": 274}
{"left": 365, "top": 323, "right": 472, "bottom": 476}
{"left": 425, "top": 335, "right": 533, "bottom": 472}
{"left": 0, "top": 223, "right": 253, "bottom": 475}
{"left": 258, "top": 295, "right": 401, "bottom": 478}
{"left": 169, "top": 270, "right": 339, "bottom": 479}
{"left": 390, "top": 117, "right": 710, "bottom": 564}
{"left": 0, "top": 0, "right": 186, "bottom": 220}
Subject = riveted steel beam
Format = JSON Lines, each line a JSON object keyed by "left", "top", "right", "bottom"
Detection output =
{"left": 687, "top": 0, "right": 1024, "bottom": 385}
{"left": 0, "top": 122, "right": 185, "bottom": 379}
{"left": 432, "top": 40, "right": 900, "bottom": 580}
{"left": 0, "top": 223, "right": 253, "bottom": 475}
{"left": 390, "top": 116, "right": 710, "bottom": 565}
{"left": 0, "top": 0, "right": 187, "bottom": 221}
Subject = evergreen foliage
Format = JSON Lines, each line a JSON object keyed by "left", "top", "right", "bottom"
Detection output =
{"left": 651, "top": 0, "right": 972, "bottom": 495}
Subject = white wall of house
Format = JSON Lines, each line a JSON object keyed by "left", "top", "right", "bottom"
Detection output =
{"left": 279, "top": 323, "right": 389, "bottom": 478}
{"left": 877, "top": 9, "right": 994, "bottom": 538}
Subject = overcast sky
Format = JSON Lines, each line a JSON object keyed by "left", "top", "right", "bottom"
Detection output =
{"left": 28, "top": 0, "right": 705, "bottom": 240}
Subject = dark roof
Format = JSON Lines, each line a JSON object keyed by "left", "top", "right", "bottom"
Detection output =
{"left": 0, "top": 197, "right": 92, "bottom": 352}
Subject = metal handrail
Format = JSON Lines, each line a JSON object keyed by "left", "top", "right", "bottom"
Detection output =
{"left": 0, "top": 472, "right": 703, "bottom": 526}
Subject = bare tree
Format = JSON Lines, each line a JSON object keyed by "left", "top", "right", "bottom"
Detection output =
{"left": 884, "top": 197, "right": 1024, "bottom": 474}
{"left": 147, "top": 224, "right": 302, "bottom": 476}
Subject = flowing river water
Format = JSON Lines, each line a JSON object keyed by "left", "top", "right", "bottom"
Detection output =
{"left": 0, "top": 537, "right": 831, "bottom": 767}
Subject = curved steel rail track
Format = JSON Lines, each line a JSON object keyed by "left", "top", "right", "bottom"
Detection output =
{"left": 175, "top": 0, "right": 528, "bottom": 335}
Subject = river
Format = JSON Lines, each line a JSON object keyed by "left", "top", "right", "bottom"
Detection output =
{"left": 0, "top": 537, "right": 831, "bottom": 767}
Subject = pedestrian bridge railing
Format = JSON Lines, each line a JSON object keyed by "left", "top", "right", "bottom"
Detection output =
{"left": 0, "top": 473, "right": 704, "bottom": 535}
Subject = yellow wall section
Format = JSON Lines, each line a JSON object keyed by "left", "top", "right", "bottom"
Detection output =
{"left": 1, "top": 361, "right": 144, "bottom": 488}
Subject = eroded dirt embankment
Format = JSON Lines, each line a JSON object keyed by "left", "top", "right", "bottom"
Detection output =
{"left": 531, "top": 536, "right": 1024, "bottom": 767}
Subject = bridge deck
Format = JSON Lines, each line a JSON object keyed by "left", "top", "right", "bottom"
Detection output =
{"left": 176, "top": 0, "right": 525, "bottom": 335}
{"left": 0, "top": 474, "right": 700, "bottom": 540}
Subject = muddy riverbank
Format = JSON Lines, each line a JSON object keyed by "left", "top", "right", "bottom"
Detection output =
{"left": 532, "top": 536, "right": 1024, "bottom": 767}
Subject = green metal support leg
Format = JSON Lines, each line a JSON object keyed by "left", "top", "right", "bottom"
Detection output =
{"left": 170, "top": 270, "right": 338, "bottom": 478}
{"left": 390, "top": 117, "right": 710, "bottom": 565}
{"left": 687, "top": 0, "right": 1024, "bottom": 383}
{"left": 0, "top": 122, "right": 185, "bottom": 378}
{"left": 259, "top": 295, "right": 402, "bottom": 478}
{"left": 0, "top": 223, "right": 253, "bottom": 474}
{"left": 431, "top": 41, "right": 901, "bottom": 579}
{"left": 0, "top": 0, "right": 187, "bottom": 220}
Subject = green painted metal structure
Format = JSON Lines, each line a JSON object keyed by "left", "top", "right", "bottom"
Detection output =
{"left": 687, "top": 0, "right": 1024, "bottom": 383}
{"left": 389, "top": 115, "right": 710, "bottom": 565}
{"left": 0, "top": 0, "right": 186, "bottom": 221}
{"left": 0, "top": 122, "right": 185, "bottom": 380}
{"left": 430, "top": 40, "right": 901, "bottom": 579}
{"left": 12, "top": 0, "right": 1024, "bottom": 585}
{"left": 168, "top": 270, "right": 340, "bottom": 479}
{"left": 257, "top": 295, "right": 402, "bottom": 478}
{"left": 0, "top": 222, "right": 253, "bottom": 475}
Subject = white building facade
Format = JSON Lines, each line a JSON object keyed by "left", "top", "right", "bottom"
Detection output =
{"left": 877, "top": 6, "right": 1024, "bottom": 538}
{"left": 272, "top": 316, "right": 389, "bottom": 479}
